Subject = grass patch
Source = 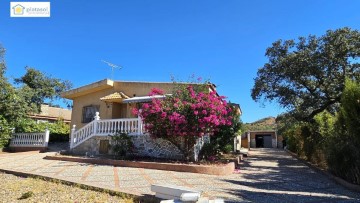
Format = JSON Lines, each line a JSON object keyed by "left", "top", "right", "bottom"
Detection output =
{"left": 0, "top": 172, "right": 158, "bottom": 202}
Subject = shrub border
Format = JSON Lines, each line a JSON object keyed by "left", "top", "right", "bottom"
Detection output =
{"left": 45, "top": 155, "right": 235, "bottom": 175}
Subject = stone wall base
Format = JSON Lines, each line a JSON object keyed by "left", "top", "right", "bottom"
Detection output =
{"left": 72, "top": 135, "right": 184, "bottom": 160}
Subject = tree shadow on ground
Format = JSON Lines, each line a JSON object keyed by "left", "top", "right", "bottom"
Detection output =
{"left": 219, "top": 149, "right": 360, "bottom": 203}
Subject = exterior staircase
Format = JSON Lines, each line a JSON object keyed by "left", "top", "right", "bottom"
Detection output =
{"left": 70, "top": 112, "right": 143, "bottom": 149}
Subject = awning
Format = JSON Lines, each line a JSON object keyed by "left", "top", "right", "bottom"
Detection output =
{"left": 100, "top": 92, "right": 130, "bottom": 103}
{"left": 122, "top": 94, "right": 171, "bottom": 103}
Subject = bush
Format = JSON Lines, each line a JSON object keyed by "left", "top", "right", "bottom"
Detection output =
{"left": 282, "top": 80, "right": 360, "bottom": 185}
{"left": 326, "top": 79, "right": 360, "bottom": 185}
{"left": 15, "top": 118, "right": 70, "bottom": 135}
{"left": 199, "top": 142, "right": 220, "bottom": 161}
{"left": 280, "top": 113, "right": 331, "bottom": 168}
{"left": 110, "top": 132, "right": 134, "bottom": 159}
{"left": 135, "top": 83, "right": 233, "bottom": 161}
{"left": 0, "top": 115, "right": 12, "bottom": 148}
{"left": 222, "top": 144, "right": 233, "bottom": 154}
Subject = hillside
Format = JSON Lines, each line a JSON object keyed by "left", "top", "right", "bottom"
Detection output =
{"left": 243, "top": 117, "right": 276, "bottom": 131}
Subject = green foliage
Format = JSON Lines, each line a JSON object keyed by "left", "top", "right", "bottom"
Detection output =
{"left": 212, "top": 104, "right": 242, "bottom": 154}
{"left": 326, "top": 79, "right": 360, "bottom": 184}
{"left": 136, "top": 78, "right": 233, "bottom": 161}
{"left": 15, "top": 119, "right": 69, "bottom": 134}
{"left": 280, "top": 121, "right": 306, "bottom": 155}
{"left": 243, "top": 117, "right": 276, "bottom": 132}
{"left": 280, "top": 111, "right": 334, "bottom": 168}
{"left": 222, "top": 144, "right": 233, "bottom": 154}
{"left": 0, "top": 115, "right": 12, "bottom": 148}
{"left": 0, "top": 45, "right": 32, "bottom": 123}
{"left": 0, "top": 44, "right": 71, "bottom": 148}
{"left": 13, "top": 118, "right": 70, "bottom": 143}
{"left": 199, "top": 141, "right": 221, "bottom": 160}
{"left": 111, "top": 132, "right": 134, "bottom": 159}
{"left": 252, "top": 27, "right": 360, "bottom": 122}
{"left": 15, "top": 67, "right": 72, "bottom": 112}
{"left": 280, "top": 80, "right": 360, "bottom": 184}
{"left": 253, "top": 28, "right": 360, "bottom": 184}
{"left": 0, "top": 44, "right": 5, "bottom": 76}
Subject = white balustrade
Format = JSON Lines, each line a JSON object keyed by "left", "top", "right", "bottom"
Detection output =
{"left": 96, "top": 118, "right": 140, "bottom": 135}
{"left": 10, "top": 129, "right": 50, "bottom": 147}
{"left": 70, "top": 112, "right": 145, "bottom": 149}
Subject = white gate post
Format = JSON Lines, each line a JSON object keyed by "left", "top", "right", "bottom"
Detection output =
{"left": 93, "top": 112, "right": 100, "bottom": 135}
{"left": 44, "top": 128, "right": 50, "bottom": 147}
{"left": 70, "top": 125, "right": 76, "bottom": 149}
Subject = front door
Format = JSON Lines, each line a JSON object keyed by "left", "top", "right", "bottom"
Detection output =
{"left": 99, "top": 140, "right": 109, "bottom": 154}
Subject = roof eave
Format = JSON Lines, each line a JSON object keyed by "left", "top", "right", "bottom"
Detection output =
{"left": 61, "top": 79, "right": 114, "bottom": 99}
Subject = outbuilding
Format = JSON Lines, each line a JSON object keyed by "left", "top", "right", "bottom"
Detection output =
{"left": 241, "top": 130, "right": 283, "bottom": 149}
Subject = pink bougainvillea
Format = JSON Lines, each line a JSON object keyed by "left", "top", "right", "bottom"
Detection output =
{"left": 134, "top": 85, "right": 232, "bottom": 139}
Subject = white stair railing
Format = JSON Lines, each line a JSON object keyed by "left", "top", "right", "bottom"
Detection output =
{"left": 70, "top": 121, "right": 96, "bottom": 149}
{"left": 70, "top": 112, "right": 144, "bottom": 149}
{"left": 10, "top": 129, "right": 50, "bottom": 147}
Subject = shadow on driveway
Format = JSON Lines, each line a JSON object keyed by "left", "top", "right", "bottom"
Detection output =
{"left": 220, "top": 149, "right": 360, "bottom": 203}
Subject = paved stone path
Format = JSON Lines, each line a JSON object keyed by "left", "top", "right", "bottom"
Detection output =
{"left": 0, "top": 147, "right": 359, "bottom": 202}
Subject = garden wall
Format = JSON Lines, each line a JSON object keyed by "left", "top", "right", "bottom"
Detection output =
{"left": 72, "top": 135, "right": 184, "bottom": 160}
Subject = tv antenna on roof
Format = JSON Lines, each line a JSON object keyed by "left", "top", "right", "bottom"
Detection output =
{"left": 101, "top": 60, "right": 122, "bottom": 80}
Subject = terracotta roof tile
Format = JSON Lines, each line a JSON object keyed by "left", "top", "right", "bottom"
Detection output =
{"left": 100, "top": 92, "right": 130, "bottom": 102}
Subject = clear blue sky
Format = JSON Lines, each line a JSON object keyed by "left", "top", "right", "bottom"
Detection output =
{"left": 1, "top": 0, "right": 360, "bottom": 123}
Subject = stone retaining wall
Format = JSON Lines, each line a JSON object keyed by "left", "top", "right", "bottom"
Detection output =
{"left": 72, "top": 135, "right": 184, "bottom": 160}
{"left": 132, "top": 135, "right": 183, "bottom": 160}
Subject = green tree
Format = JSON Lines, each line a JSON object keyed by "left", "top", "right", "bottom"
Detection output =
{"left": 0, "top": 45, "right": 30, "bottom": 126}
{"left": 327, "top": 79, "right": 360, "bottom": 184}
{"left": 252, "top": 27, "right": 360, "bottom": 122}
{"left": 15, "top": 67, "right": 72, "bottom": 112}
{"left": 0, "top": 44, "right": 72, "bottom": 147}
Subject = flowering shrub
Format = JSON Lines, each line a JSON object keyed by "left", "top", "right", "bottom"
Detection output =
{"left": 133, "top": 83, "right": 233, "bottom": 160}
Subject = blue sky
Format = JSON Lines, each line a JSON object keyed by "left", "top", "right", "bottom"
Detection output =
{"left": 1, "top": 0, "right": 360, "bottom": 123}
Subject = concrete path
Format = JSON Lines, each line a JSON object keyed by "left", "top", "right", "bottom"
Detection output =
{"left": 0, "top": 147, "right": 359, "bottom": 202}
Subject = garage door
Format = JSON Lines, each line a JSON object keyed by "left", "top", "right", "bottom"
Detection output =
{"left": 263, "top": 135, "right": 272, "bottom": 148}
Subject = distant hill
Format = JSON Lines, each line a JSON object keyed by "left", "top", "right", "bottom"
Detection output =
{"left": 243, "top": 117, "right": 276, "bottom": 131}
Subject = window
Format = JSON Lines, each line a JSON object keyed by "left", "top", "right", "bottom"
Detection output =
{"left": 82, "top": 105, "right": 100, "bottom": 123}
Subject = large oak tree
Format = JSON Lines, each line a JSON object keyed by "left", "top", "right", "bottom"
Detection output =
{"left": 252, "top": 27, "right": 360, "bottom": 122}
